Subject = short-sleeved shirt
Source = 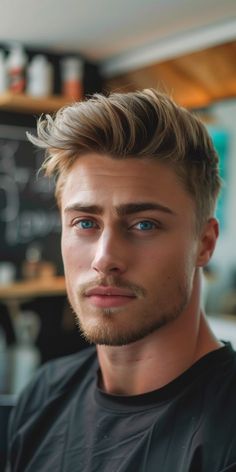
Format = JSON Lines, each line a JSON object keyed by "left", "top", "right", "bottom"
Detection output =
{"left": 7, "top": 343, "right": 236, "bottom": 471}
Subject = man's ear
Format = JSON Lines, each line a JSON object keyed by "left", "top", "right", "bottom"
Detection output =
{"left": 196, "top": 218, "right": 219, "bottom": 267}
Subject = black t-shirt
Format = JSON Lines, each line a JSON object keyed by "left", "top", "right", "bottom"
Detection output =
{"left": 7, "top": 343, "right": 236, "bottom": 471}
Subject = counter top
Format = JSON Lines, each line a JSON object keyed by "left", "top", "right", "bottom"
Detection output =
{"left": 0, "top": 276, "right": 66, "bottom": 300}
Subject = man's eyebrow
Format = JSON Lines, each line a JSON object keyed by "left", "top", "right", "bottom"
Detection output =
{"left": 64, "top": 202, "right": 175, "bottom": 216}
{"left": 116, "top": 202, "right": 176, "bottom": 216}
{"left": 64, "top": 204, "right": 103, "bottom": 214}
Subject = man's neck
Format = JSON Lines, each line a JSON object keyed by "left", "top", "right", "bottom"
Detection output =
{"left": 96, "top": 311, "right": 222, "bottom": 396}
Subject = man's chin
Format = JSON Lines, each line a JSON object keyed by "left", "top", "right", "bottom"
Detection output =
{"left": 77, "top": 321, "right": 135, "bottom": 346}
{"left": 76, "top": 317, "right": 170, "bottom": 347}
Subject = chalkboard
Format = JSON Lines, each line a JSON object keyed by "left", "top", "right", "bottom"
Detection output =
{"left": 0, "top": 125, "right": 62, "bottom": 277}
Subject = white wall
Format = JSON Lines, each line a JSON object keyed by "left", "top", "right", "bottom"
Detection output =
{"left": 208, "top": 314, "right": 236, "bottom": 348}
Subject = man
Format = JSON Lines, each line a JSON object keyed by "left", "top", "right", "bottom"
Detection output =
{"left": 7, "top": 89, "right": 236, "bottom": 471}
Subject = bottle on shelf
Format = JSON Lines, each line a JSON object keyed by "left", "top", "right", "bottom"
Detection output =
{"left": 26, "top": 55, "right": 53, "bottom": 97}
{"left": 61, "top": 56, "right": 83, "bottom": 100}
{"left": 22, "top": 243, "right": 43, "bottom": 280}
{"left": 0, "top": 50, "right": 7, "bottom": 94}
{"left": 6, "top": 44, "right": 27, "bottom": 94}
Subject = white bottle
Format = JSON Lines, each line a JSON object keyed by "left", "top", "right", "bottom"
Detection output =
{"left": 6, "top": 44, "right": 27, "bottom": 93}
{"left": 26, "top": 55, "right": 53, "bottom": 97}
{"left": 0, "top": 50, "right": 7, "bottom": 94}
{"left": 9, "top": 311, "right": 41, "bottom": 395}
{"left": 0, "top": 326, "right": 8, "bottom": 393}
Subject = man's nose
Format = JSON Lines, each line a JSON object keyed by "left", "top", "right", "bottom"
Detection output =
{"left": 91, "top": 229, "right": 127, "bottom": 276}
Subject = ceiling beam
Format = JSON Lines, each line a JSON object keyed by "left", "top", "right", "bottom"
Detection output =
{"left": 102, "top": 18, "right": 236, "bottom": 78}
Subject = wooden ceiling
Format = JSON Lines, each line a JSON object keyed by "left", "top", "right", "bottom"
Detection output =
{"left": 105, "top": 41, "right": 236, "bottom": 109}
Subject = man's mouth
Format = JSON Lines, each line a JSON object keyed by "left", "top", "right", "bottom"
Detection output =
{"left": 84, "top": 286, "right": 137, "bottom": 308}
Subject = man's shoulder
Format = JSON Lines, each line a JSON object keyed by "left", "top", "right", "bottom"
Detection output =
{"left": 10, "top": 346, "right": 97, "bottom": 427}
{"left": 38, "top": 344, "right": 96, "bottom": 386}
{"left": 40, "top": 345, "right": 97, "bottom": 386}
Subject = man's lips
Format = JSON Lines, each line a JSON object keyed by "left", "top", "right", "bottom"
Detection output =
{"left": 84, "top": 286, "right": 136, "bottom": 308}
{"left": 85, "top": 286, "right": 136, "bottom": 297}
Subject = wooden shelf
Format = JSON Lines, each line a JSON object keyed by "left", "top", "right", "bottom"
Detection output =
{"left": 0, "top": 276, "right": 66, "bottom": 300}
{"left": 0, "top": 92, "right": 73, "bottom": 114}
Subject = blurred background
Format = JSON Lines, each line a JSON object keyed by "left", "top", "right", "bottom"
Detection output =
{"left": 0, "top": 0, "right": 236, "bottom": 408}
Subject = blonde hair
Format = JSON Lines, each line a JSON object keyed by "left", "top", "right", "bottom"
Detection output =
{"left": 28, "top": 88, "right": 221, "bottom": 231}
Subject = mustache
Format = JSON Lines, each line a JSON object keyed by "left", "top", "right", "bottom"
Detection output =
{"left": 78, "top": 276, "right": 146, "bottom": 298}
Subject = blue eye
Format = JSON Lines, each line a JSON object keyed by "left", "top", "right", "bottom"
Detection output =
{"left": 77, "top": 219, "right": 96, "bottom": 229}
{"left": 136, "top": 221, "right": 156, "bottom": 231}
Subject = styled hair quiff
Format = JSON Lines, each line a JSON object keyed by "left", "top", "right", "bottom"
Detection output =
{"left": 28, "top": 88, "right": 221, "bottom": 230}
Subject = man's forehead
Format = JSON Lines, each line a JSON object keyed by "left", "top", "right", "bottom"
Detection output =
{"left": 68, "top": 153, "right": 169, "bottom": 175}
{"left": 61, "top": 153, "right": 194, "bottom": 215}
{"left": 64, "top": 154, "right": 183, "bottom": 188}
